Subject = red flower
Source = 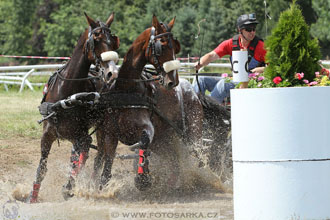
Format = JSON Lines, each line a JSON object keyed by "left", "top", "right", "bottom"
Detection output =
{"left": 321, "top": 68, "right": 330, "bottom": 77}
{"left": 273, "top": 76, "right": 282, "bottom": 85}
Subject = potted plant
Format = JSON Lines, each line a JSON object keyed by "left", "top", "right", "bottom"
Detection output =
{"left": 231, "top": 1, "right": 330, "bottom": 219}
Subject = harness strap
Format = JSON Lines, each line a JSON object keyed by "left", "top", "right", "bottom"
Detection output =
{"left": 57, "top": 71, "right": 102, "bottom": 81}
{"left": 114, "top": 75, "right": 161, "bottom": 83}
{"left": 232, "top": 34, "right": 264, "bottom": 68}
{"left": 152, "top": 107, "right": 185, "bottom": 139}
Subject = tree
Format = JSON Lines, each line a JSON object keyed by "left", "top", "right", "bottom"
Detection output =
{"left": 310, "top": 0, "right": 330, "bottom": 58}
{"left": 173, "top": 5, "right": 198, "bottom": 57}
{"left": 0, "top": 0, "right": 40, "bottom": 56}
{"left": 264, "top": 1, "right": 321, "bottom": 86}
{"left": 40, "top": 0, "right": 87, "bottom": 56}
{"left": 193, "top": 0, "right": 230, "bottom": 58}
{"left": 32, "top": 0, "right": 59, "bottom": 57}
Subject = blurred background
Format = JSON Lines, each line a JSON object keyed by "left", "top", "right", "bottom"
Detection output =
{"left": 0, "top": 0, "right": 329, "bottom": 66}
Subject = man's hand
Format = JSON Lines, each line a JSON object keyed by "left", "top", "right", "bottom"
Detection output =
{"left": 251, "top": 66, "right": 265, "bottom": 74}
{"left": 195, "top": 51, "right": 219, "bottom": 71}
{"left": 195, "top": 62, "right": 203, "bottom": 71}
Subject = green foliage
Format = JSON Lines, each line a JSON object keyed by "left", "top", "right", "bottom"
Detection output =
{"left": 0, "top": 0, "right": 40, "bottom": 56}
{"left": 264, "top": 1, "right": 321, "bottom": 87}
{"left": 0, "top": 0, "right": 329, "bottom": 62}
{"left": 310, "top": 0, "right": 330, "bottom": 58}
{"left": 40, "top": 0, "right": 86, "bottom": 56}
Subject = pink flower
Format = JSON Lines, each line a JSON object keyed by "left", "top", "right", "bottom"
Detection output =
{"left": 257, "top": 76, "right": 265, "bottom": 81}
{"left": 221, "top": 73, "right": 229, "bottom": 78}
{"left": 273, "top": 76, "right": 282, "bottom": 85}
{"left": 309, "top": 81, "right": 318, "bottom": 86}
{"left": 303, "top": 79, "right": 309, "bottom": 84}
{"left": 295, "top": 72, "right": 304, "bottom": 80}
{"left": 257, "top": 82, "right": 262, "bottom": 87}
{"left": 249, "top": 73, "right": 257, "bottom": 79}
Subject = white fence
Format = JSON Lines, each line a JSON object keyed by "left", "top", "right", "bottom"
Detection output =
{"left": 0, "top": 61, "right": 329, "bottom": 92}
{"left": 0, "top": 62, "right": 232, "bottom": 92}
{"left": 0, "top": 64, "right": 62, "bottom": 92}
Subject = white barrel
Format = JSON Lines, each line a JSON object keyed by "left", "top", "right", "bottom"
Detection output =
{"left": 231, "top": 87, "right": 330, "bottom": 220}
{"left": 232, "top": 50, "right": 249, "bottom": 82}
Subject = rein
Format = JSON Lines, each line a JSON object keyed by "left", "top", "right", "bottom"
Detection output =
{"left": 56, "top": 67, "right": 102, "bottom": 82}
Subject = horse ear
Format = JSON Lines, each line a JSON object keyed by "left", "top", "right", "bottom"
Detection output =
{"left": 167, "top": 16, "right": 176, "bottom": 31}
{"left": 84, "top": 12, "right": 97, "bottom": 29}
{"left": 152, "top": 14, "right": 163, "bottom": 33}
{"left": 106, "top": 12, "right": 115, "bottom": 27}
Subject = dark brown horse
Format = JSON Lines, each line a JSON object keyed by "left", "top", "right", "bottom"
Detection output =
{"left": 93, "top": 15, "right": 206, "bottom": 191}
{"left": 27, "top": 12, "right": 120, "bottom": 203}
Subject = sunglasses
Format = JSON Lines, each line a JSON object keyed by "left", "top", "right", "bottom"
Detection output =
{"left": 245, "top": 27, "right": 256, "bottom": 32}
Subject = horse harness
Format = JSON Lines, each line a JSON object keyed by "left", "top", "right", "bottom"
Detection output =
{"left": 85, "top": 21, "right": 115, "bottom": 65}
{"left": 39, "top": 71, "right": 185, "bottom": 140}
{"left": 96, "top": 72, "right": 186, "bottom": 139}
{"left": 40, "top": 19, "right": 120, "bottom": 114}
{"left": 39, "top": 24, "right": 185, "bottom": 141}
{"left": 146, "top": 24, "right": 175, "bottom": 84}
{"left": 232, "top": 34, "right": 265, "bottom": 67}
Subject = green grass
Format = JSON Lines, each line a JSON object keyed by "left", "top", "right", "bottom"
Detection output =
{"left": 0, "top": 89, "right": 43, "bottom": 139}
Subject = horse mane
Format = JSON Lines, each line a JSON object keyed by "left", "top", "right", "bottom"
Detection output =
{"left": 70, "top": 28, "right": 89, "bottom": 57}
{"left": 120, "top": 28, "right": 151, "bottom": 75}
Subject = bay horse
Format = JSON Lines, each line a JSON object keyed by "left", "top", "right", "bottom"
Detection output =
{"left": 27, "top": 12, "right": 120, "bottom": 203}
{"left": 93, "top": 15, "right": 206, "bottom": 191}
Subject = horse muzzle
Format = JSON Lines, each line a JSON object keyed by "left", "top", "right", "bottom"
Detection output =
{"left": 100, "top": 51, "right": 119, "bottom": 83}
{"left": 162, "top": 60, "right": 181, "bottom": 89}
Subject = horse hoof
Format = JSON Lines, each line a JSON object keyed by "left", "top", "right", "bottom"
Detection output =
{"left": 134, "top": 174, "right": 152, "bottom": 191}
{"left": 62, "top": 185, "right": 74, "bottom": 200}
{"left": 62, "top": 177, "right": 75, "bottom": 200}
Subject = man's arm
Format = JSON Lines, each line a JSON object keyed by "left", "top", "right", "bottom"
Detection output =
{"left": 195, "top": 51, "right": 220, "bottom": 70}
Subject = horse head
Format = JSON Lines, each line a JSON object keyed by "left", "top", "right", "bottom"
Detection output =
{"left": 84, "top": 12, "right": 120, "bottom": 83}
{"left": 145, "top": 15, "right": 181, "bottom": 90}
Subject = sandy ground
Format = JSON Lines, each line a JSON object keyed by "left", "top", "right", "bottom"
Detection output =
{"left": 0, "top": 137, "right": 233, "bottom": 220}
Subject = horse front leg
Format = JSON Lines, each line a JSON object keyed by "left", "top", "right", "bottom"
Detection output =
{"left": 62, "top": 135, "right": 92, "bottom": 200}
{"left": 69, "top": 135, "right": 92, "bottom": 177}
{"left": 99, "top": 133, "right": 118, "bottom": 190}
{"left": 134, "top": 129, "right": 154, "bottom": 191}
{"left": 89, "top": 129, "right": 107, "bottom": 187}
{"left": 28, "top": 125, "right": 56, "bottom": 203}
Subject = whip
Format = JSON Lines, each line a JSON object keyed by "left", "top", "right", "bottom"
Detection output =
{"left": 195, "top": 19, "right": 206, "bottom": 94}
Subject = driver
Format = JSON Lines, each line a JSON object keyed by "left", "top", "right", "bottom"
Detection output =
{"left": 193, "top": 13, "right": 267, "bottom": 104}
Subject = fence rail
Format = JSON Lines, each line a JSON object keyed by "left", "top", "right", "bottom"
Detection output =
{"left": 0, "top": 61, "right": 329, "bottom": 92}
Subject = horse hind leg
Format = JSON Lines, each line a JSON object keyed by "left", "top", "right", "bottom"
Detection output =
{"left": 28, "top": 128, "right": 56, "bottom": 203}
